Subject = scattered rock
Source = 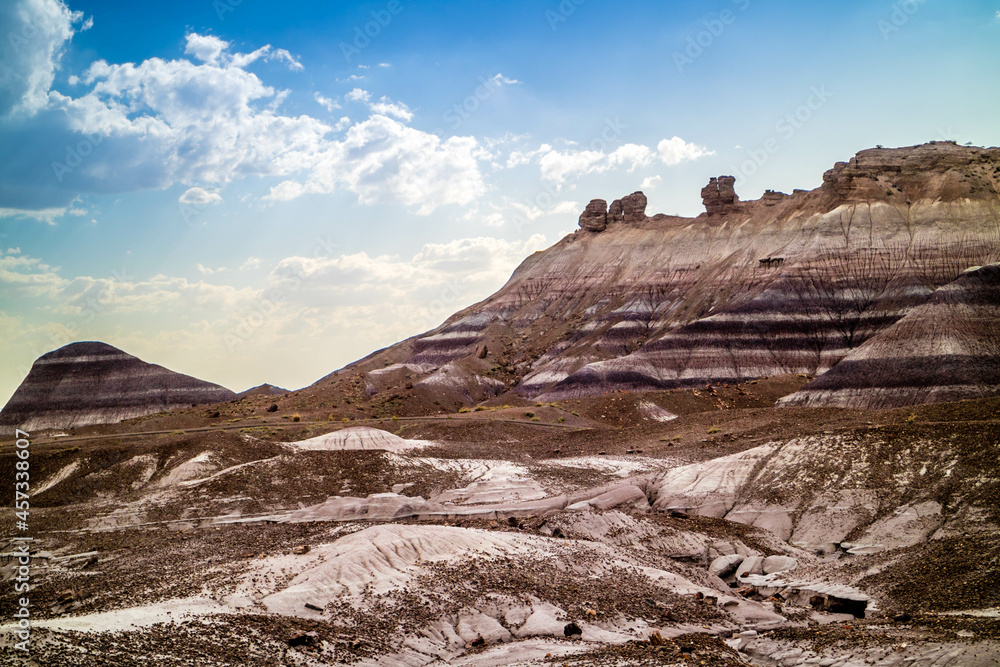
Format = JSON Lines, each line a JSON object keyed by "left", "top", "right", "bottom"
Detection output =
{"left": 564, "top": 622, "right": 583, "bottom": 637}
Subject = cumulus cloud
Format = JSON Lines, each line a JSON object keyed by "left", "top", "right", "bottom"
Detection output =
{"left": 264, "top": 115, "right": 487, "bottom": 214}
{"left": 184, "top": 33, "right": 228, "bottom": 65}
{"left": 657, "top": 136, "right": 715, "bottom": 165}
{"left": 345, "top": 88, "right": 371, "bottom": 102}
{"left": 179, "top": 187, "right": 222, "bottom": 206}
{"left": 537, "top": 144, "right": 654, "bottom": 183}
{"left": 641, "top": 175, "right": 662, "bottom": 189}
{"left": 508, "top": 137, "right": 712, "bottom": 184}
{"left": 0, "top": 0, "right": 87, "bottom": 115}
{"left": 0, "top": 2, "right": 489, "bottom": 217}
{"left": 239, "top": 256, "right": 261, "bottom": 271}
{"left": 314, "top": 92, "right": 340, "bottom": 112}
{"left": 369, "top": 96, "right": 413, "bottom": 121}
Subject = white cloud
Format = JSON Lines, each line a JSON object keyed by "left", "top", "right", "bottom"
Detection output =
{"left": 508, "top": 137, "right": 712, "bottom": 184}
{"left": 378, "top": 63, "right": 391, "bottom": 68}
{"left": 0, "top": 0, "right": 87, "bottom": 115}
{"left": 195, "top": 263, "right": 214, "bottom": 276}
{"left": 537, "top": 143, "right": 654, "bottom": 183}
{"left": 227, "top": 43, "right": 303, "bottom": 71}
{"left": 0, "top": 7, "right": 490, "bottom": 217}
{"left": 179, "top": 187, "right": 222, "bottom": 206}
{"left": 0, "top": 207, "right": 66, "bottom": 223}
{"left": 491, "top": 73, "right": 521, "bottom": 86}
{"left": 346, "top": 88, "right": 371, "bottom": 102}
{"left": 265, "top": 115, "right": 488, "bottom": 215}
{"left": 314, "top": 92, "right": 340, "bottom": 112}
{"left": 641, "top": 175, "right": 662, "bottom": 189}
{"left": 657, "top": 136, "right": 715, "bottom": 165}
{"left": 184, "top": 33, "right": 228, "bottom": 65}
{"left": 239, "top": 256, "right": 261, "bottom": 271}
{"left": 369, "top": 96, "right": 413, "bottom": 121}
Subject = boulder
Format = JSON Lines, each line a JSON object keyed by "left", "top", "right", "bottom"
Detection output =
{"left": 735, "top": 555, "right": 763, "bottom": 579}
{"left": 761, "top": 555, "right": 798, "bottom": 575}
{"left": 709, "top": 554, "right": 745, "bottom": 578}
{"left": 578, "top": 199, "right": 608, "bottom": 232}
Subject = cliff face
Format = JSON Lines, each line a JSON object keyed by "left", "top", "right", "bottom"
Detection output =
{"left": 311, "top": 142, "right": 1000, "bottom": 410}
{"left": 0, "top": 342, "right": 237, "bottom": 430}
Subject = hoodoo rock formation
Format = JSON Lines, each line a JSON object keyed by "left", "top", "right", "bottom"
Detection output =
{"left": 578, "top": 191, "right": 648, "bottom": 231}
{"left": 578, "top": 198, "right": 608, "bottom": 232}
{"left": 307, "top": 142, "right": 1000, "bottom": 412}
{"left": 0, "top": 341, "right": 237, "bottom": 430}
{"left": 701, "top": 175, "right": 740, "bottom": 215}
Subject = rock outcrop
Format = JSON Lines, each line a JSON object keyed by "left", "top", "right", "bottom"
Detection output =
{"left": 701, "top": 175, "right": 739, "bottom": 215}
{"left": 821, "top": 141, "right": 1000, "bottom": 201}
{"left": 579, "top": 191, "right": 648, "bottom": 231}
{"left": 0, "top": 341, "right": 237, "bottom": 430}
{"left": 608, "top": 191, "right": 648, "bottom": 224}
{"left": 578, "top": 199, "right": 608, "bottom": 232}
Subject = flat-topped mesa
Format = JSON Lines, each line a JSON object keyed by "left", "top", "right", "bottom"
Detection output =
{"left": 821, "top": 141, "right": 1000, "bottom": 200}
{"left": 701, "top": 175, "right": 740, "bottom": 215}
{"left": 578, "top": 191, "right": 648, "bottom": 232}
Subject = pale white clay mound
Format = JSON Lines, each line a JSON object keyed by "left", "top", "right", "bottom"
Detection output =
{"left": 287, "top": 426, "right": 431, "bottom": 452}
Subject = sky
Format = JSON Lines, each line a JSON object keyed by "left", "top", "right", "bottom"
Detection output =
{"left": 1, "top": 0, "right": 999, "bottom": 404}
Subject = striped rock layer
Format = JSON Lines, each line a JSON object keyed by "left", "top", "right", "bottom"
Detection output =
{"left": 318, "top": 142, "right": 1000, "bottom": 409}
{"left": 0, "top": 341, "right": 237, "bottom": 430}
{"left": 779, "top": 263, "right": 1000, "bottom": 409}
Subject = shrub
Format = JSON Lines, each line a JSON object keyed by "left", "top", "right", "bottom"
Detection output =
{"left": 342, "top": 417, "right": 350, "bottom": 423}
{"left": 707, "top": 427, "right": 721, "bottom": 434}
{"left": 292, "top": 414, "right": 301, "bottom": 422}
{"left": 525, "top": 412, "right": 536, "bottom": 418}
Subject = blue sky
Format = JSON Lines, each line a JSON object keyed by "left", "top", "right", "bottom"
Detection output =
{"left": 1, "top": 0, "right": 998, "bottom": 404}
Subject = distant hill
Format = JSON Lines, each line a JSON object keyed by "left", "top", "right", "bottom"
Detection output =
{"left": 237, "top": 383, "right": 289, "bottom": 399}
{"left": 0, "top": 341, "right": 237, "bottom": 430}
